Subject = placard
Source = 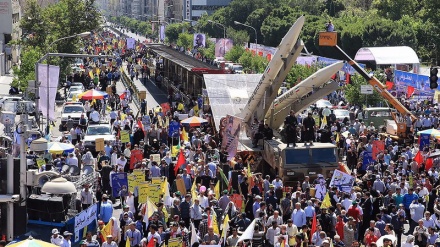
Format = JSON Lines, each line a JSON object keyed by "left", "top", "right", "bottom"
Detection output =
{"left": 168, "top": 238, "right": 182, "bottom": 247}
{"left": 74, "top": 204, "right": 98, "bottom": 233}
{"left": 120, "top": 130, "right": 130, "bottom": 143}
{"left": 329, "top": 170, "right": 355, "bottom": 193}
{"left": 176, "top": 178, "right": 187, "bottom": 195}
{"left": 95, "top": 138, "right": 104, "bottom": 151}
{"left": 36, "top": 158, "right": 45, "bottom": 168}
{"left": 128, "top": 169, "right": 146, "bottom": 192}
{"left": 139, "top": 183, "right": 162, "bottom": 203}
{"left": 139, "top": 91, "right": 146, "bottom": 99}
{"left": 130, "top": 149, "right": 143, "bottom": 169}
{"left": 151, "top": 154, "right": 161, "bottom": 163}
{"left": 111, "top": 173, "right": 128, "bottom": 198}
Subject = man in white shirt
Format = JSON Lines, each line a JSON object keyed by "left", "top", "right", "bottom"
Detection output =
{"left": 90, "top": 109, "right": 100, "bottom": 123}
{"left": 265, "top": 221, "right": 280, "bottom": 246}
{"left": 50, "top": 229, "right": 64, "bottom": 246}
{"left": 116, "top": 155, "right": 127, "bottom": 172}
{"left": 81, "top": 184, "right": 94, "bottom": 210}
{"left": 102, "top": 235, "right": 118, "bottom": 247}
{"left": 272, "top": 176, "right": 283, "bottom": 189}
{"left": 66, "top": 153, "right": 78, "bottom": 167}
{"left": 61, "top": 231, "right": 72, "bottom": 247}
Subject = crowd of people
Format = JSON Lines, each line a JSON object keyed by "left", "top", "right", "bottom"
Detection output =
{"left": 23, "top": 25, "right": 440, "bottom": 247}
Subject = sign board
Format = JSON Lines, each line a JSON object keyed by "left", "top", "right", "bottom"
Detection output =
{"left": 176, "top": 178, "right": 187, "bottom": 195}
{"left": 95, "top": 138, "right": 104, "bottom": 151}
{"left": 139, "top": 91, "right": 146, "bottom": 99}
{"left": 120, "top": 130, "right": 130, "bottom": 143}
{"left": 74, "top": 204, "right": 97, "bottom": 233}
{"left": 151, "top": 154, "right": 161, "bottom": 163}
{"left": 111, "top": 173, "right": 128, "bottom": 197}
{"left": 318, "top": 32, "right": 337, "bottom": 47}
{"left": 361, "top": 85, "right": 374, "bottom": 94}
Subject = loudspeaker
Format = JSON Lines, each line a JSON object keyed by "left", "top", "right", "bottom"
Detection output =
{"left": 13, "top": 204, "right": 27, "bottom": 236}
{"left": 0, "top": 158, "right": 21, "bottom": 194}
{"left": 27, "top": 194, "right": 68, "bottom": 222}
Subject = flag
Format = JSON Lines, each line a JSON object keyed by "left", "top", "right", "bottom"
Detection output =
{"left": 174, "top": 149, "right": 186, "bottom": 175}
{"left": 320, "top": 117, "right": 327, "bottom": 129}
{"left": 310, "top": 213, "right": 317, "bottom": 243}
{"left": 89, "top": 70, "right": 94, "bottom": 79}
{"left": 221, "top": 215, "right": 230, "bottom": 244}
{"left": 335, "top": 133, "right": 340, "bottom": 143}
{"left": 171, "top": 145, "right": 180, "bottom": 158}
{"left": 215, "top": 181, "right": 220, "bottom": 199}
{"left": 235, "top": 219, "right": 256, "bottom": 246}
{"left": 120, "top": 92, "right": 126, "bottom": 99}
{"left": 142, "top": 197, "right": 158, "bottom": 223}
{"left": 207, "top": 211, "right": 212, "bottom": 228}
{"left": 219, "top": 168, "right": 229, "bottom": 185}
{"left": 321, "top": 192, "right": 332, "bottom": 208}
{"left": 212, "top": 213, "right": 219, "bottom": 235}
{"left": 414, "top": 151, "right": 423, "bottom": 167}
{"left": 181, "top": 128, "right": 188, "bottom": 142}
{"left": 190, "top": 222, "right": 198, "bottom": 246}
{"left": 386, "top": 81, "right": 394, "bottom": 90}
{"left": 426, "top": 158, "right": 434, "bottom": 170}
{"left": 191, "top": 179, "right": 198, "bottom": 203}
{"left": 146, "top": 237, "right": 155, "bottom": 247}
{"left": 407, "top": 86, "right": 415, "bottom": 98}
{"left": 162, "top": 179, "right": 172, "bottom": 207}
{"left": 125, "top": 238, "right": 130, "bottom": 247}
{"left": 100, "top": 220, "right": 113, "bottom": 242}
{"left": 137, "top": 120, "right": 144, "bottom": 132}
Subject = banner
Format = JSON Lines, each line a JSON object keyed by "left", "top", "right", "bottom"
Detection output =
{"left": 111, "top": 173, "right": 128, "bottom": 198}
{"left": 159, "top": 25, "right": 165, "bottom": 41}
{"left": 194, "top": 33, "right": 206, "bottom": 49}
{"left": 372, "top": 140, "right": 385, "bottom": 159}
{"left": 395, "top": 70, "right": 439, "bottom": 96}
{"left": 168, "top": 120, "right": 180, "bottom": 137}
{"left": 362, "top": 151, "right": 373, "bottom": 171}
{"left": 74, "top": 203, "right": 97, "bottom": 233}
{"left": 139, "top": 183, "right": 162, "bottom": 203}
{"left": 420, "top": 133, "right": 430, "bottom": 150}
{"left": 215, "top": 38, "right": 233, "bottom": 57}
{"left": 38, "top": 63, "right": 60, "bottom": 121}
{"left": 329, "top": 170, "right": 355, "bottom": 193}
{"left": 130, "top": 149, "right": 143, "bottom": 169}
{"left": 126, "top": 38, "right": 135, "bottom": 49}
{"left": 221, "top": 115, "right": 241, "bottom": 160}
{"left": 128, "top": 170, "right": 145, "bottom": 192}
{"left": 120, "top": 130, "right": 130, "bottom": 143}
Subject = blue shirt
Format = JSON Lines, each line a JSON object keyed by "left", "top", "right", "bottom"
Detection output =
{"left": 402, "top": 193, "right": 419, "bottom": 209}
{"left": 253, "top": 202, "right": 260, "bottom": 218}
{"left": 151, "top": 165, "right": 161, "bottom": 177}
{"left": 125, "top": 229, "right": 142, "bottom": 246}
{"left": 182, "top": 175, "right": 192, "bottom": 190}
{"left": 105, "top": 145, "right": 113, "bottom": 157}
{"left": 292, "top": 209, "right": 307, "bottom": 227}
{"left": 100, "top": 201, "right": 113, "bottom": 223}
{"left": 304, "top": 205, "right": 315, "bottom": 218}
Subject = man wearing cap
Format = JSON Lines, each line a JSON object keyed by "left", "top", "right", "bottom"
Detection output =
{"left": 101, "top": 235, "right": 117, "bottom": 247}
{"left": 50, "top": 229, "right": 64, "bottom": 246}
{"left": 61, "top": 231, "right": 72, "bottom": 247}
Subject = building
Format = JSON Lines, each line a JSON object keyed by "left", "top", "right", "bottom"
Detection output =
{"left": 184, "top": 0, "right": 232, "bottom": 20}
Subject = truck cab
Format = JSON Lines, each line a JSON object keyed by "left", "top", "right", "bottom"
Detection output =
{"left": 262, "top": 140, "right": 339, "bottom": 186}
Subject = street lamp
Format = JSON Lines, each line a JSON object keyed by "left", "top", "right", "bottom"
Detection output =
{"left": 35, "top": 31, "right": 91, "bottom": 134}
{"left": 208, "top": 20, "right": 226, "bottom": 56}
{"left": 234, "top": 21, "right": 258, "bottom": 55}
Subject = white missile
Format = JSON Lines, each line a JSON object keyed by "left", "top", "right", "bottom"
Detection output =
{"left": 241, "top": 16, "right": 305, "bottom": 124}
{"left": 267, "top": 61, "right": 344, "bottom": 118}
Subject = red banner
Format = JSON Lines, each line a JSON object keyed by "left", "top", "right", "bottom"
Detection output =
{"left": 372, "top": 140, "right": 385, "bottom": 159}
{"left": 386, "top": 81, "right": 394, "bottom": 90}
{"left": 130, "top": 150, "right": 143, "bottom": 169}
{"left": 407, "top": 86, "right": 415, "bottom": 98}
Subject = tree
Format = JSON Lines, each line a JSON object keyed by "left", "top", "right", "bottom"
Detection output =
{"left": 285, "top": 64, "right": 321, "bottom": 87}
{"left": 11, "top": 46, "right": 42, "bottom": 91}
{"left": 199, "top": 40, "right": 216, "bottom": 60}
{"left": 226, "top": 28, "right": 250, "bottom": 47}
{"left": 344, "top": 73, "right": 385, "bottom": 107}
{"left": 373, "top": 0, "right": 419, "bottom": 21}
{"left": 19, "top": 0, "right": 47, "bottom": 47}
{"left": 166, "top": 23, "right": 190, "bottom": 44}
{"left": 260, "top": 6, "right": 302, "bottom": 47}
{"left": 238, "top": 51, "right": 268, "bottom": 73}
{"left": 177, "top": 33, "right": 194, "bottom": 51}
{"left": 224, "top": 45, "right": 245, "bottom": 62}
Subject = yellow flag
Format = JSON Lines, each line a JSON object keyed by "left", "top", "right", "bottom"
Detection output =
{"left": 212, "top": 213, "right": 219, "bottom": 235}
{"left": 143, "top": 197, "right": 158, "bottom": 219}
{"left": 101, "top": 220, "right": 113, "bottom": 240}
{"left": 72, "top": 94, "right": 77, "bottom": 102}
{"left": 221, "top": 214, "right": 229, "bottom": 239}
{"left": 191, "top": 179, "right": 197, "bottom": 203}
{"left": 320, "top": 117, "right": 327, "bottom": 129}
{"left": 214, "top": 181, "right": 220, "bottom": 199}
{"left": 89, "top": 71, "right": 94, "bottom": 79}
{"left": 182, "top": 128, "right": 188, "bottom": 142}
{"left": 125, "top": 237, "right": 130, "bottom": 247}
{"left": 193, "top": 105, "right": 199, "bottom": 116}
{"left": 97, "top": 68, "right": 101, "bottom": 76}
{"left": 321, "top": 192, "right": 332, "bottom": 208}
{"left": 171, "top": 145, "right": 179, "bottom": 157}
{"left": 335, "top": 133, "right": 340, "bottom": 143}
{"left": 121, "top": 113, "right": 126, "bottom": 120}
{"left": 92, "top": 99, "right": 96, "bottom": 106}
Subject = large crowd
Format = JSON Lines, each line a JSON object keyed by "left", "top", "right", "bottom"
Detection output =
{"left": 23, "top": 27, "right": 440, "bottom": 247}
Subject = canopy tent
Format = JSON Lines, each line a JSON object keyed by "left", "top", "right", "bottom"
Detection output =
{"left": 354, "top": 46, "right": 420, "bottom": 65}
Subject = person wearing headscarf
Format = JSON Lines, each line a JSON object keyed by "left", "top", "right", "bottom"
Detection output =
{"left": 402, "top": 234, "right": 415, "bottom": 247}
{"left": 109, "top": 217, "right": 121, "bottom": 244}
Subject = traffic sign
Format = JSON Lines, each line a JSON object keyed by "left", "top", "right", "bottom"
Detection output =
{"left": 360, "top": 85, "right": 373, "bottom": 94}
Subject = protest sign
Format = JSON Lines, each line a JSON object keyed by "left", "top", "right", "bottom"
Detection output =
{"left": 111, "top": 173, "right": 128, "bottom": 198}
{"left": 329, "top": 170, "right": 355, "bottom": 193}
{"left": 120, "top": 130, "right": 130, "bottom": 143}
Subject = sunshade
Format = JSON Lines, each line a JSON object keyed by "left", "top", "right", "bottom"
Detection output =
{"left": 7, "top": 237, "right": 59, "bottom": 247}
{"left": 417, "top": 128, "right": 440, "bottom": 137}
{"left": 78, "top": 89, "right": 108, "bottom": 100}
{"left": 47, "top": 142, "right": 75, "bottom": 154}
{"left": 180, "top": 116, "right": 208, "bottom": 127}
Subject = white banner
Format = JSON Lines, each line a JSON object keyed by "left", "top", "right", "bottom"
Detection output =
{"left": 38, "top": 63, "right": 60, "bottom": 121}
{"left": 329, "top": 170, "right": 355, "bottom": 193}
{"left": 74, "top": 203, "right": 98, "bottom": 233}
{"left": 126, "top": 38, "right": 135, "bottom": 49}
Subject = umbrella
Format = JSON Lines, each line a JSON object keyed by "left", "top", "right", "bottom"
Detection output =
{"left": 375, "top": 234, "right": 397, "bottom": 247}
{"left": 78, "top": 89, "right": 108, "bottom": 100}
{"left": 7, "top": 237, "right": 59, "bottom": 247}
{"left": 417, "top": 128, "right": 440, "bottom": 137}
{"left": 180, "top": 116, "right": 208, "bottom": 127}
{"left": 47, "top": 142, "right": 75, "bottom": 154}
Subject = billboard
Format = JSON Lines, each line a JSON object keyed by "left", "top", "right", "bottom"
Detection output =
{"left": 193, "top": 33, "right": 205, "bottom": 49}
{"left": 215, "top": 38, "right": 233, "bottom": 57}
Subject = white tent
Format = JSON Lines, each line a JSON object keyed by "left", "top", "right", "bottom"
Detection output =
{"left": 354, "top": 46, "right": 420, "bottom": 65}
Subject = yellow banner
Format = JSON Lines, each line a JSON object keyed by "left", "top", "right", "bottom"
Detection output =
{"left": 168, "top": 238, "right": 182, "bottom": 247}
{"left": 36, "top": 158, "right": 45, "bottom": 168}
{"left": 139, "top": 183, "right": 162, "bottom": 203}
{"left": 128, "top": 170, "right": 146, "bottom": 192}
{"left": 120, "top": 130, "right": 130, "bottom": 143}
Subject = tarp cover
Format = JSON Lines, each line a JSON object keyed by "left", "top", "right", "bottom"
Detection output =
{"left": 203, "top": 74, "right": 262, "bottom": 129}
{"left": 354, "top": 46, "right": 420, "bottom": 65}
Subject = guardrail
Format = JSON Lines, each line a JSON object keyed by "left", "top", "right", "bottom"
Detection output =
{"left": 120, "top": 68, "right": 140, "bottom": 111}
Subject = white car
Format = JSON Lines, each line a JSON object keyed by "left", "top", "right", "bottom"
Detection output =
{"left": 315, "top": 99, "right": 335, "bottom": 109}
{"left": 61, "top": 103, "right": 86, "bottom": 124}
{"left": 71, "top": 82, "right": 85, "bottom": 91}
{"left": 0, "top": 96, "right": 36, "bottom": 115}
{"left": 66, "top": 91, "right": 82, "bottom": 102}
{"left": 333, "top": 109, "right": 350, "bottom": 121}
{"left": 83, "top": 124, "right": 115, "bottom": 152}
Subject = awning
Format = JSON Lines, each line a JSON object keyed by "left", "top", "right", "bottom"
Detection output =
{"left": 354, "top": 46, "right": 419, "bottom": 65}
{"left": 203, "top": 74, "right": 262, "bottom": 129}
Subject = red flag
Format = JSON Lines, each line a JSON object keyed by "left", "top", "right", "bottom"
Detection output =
{"left": 146, "top": 237, "right": 155, "bottom": 247}
{"left": 414, "top": 151, "right": 423, "bottom": 167}
{"left": 331, "top": 74, "right": 337, "bottom": 80}
{"left": 137, "top": 120, "right": 144, "bottom": 132}
{"left": 426, "top": 158, "right": 434, "bottom": 170}
{"left": 345, "top": 73, "right": 351, "bottom": 84}
{"left": 207, "top": 211, "right": 212, "bottom": 227}
{"left": 310, "top": 213, "right": 317, "bottom": 243}
{"left": 174, "top": 150, "right": 185, "bottom": 175}
{"left": 119, "top": 92, "right": 126, "bottom": 99}
{"left": 386, "top": 81, "right": 394, "bottom": 90}
{"left": 407, "top": 86, "right": 415, "bottom": 98}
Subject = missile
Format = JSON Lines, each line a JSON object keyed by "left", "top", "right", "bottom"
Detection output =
{"left": 267, "top": 61, "right": 344, "bottom": 118}
{"left": 241, "top": 16, "right": 305, "bottom": 124}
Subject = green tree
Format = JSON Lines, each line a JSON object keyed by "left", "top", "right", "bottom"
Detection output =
{"left": 238, "top": 51, "right": 268, "bottom": 73}
{"left": 224, "top": 45, "right": 245, "bottom": 62}
{"left": 344, "top": 73, "right": 385, "bottom": 107}
{"left": 199, "top": 40, "right": 216, "bottom": 60}
{"left": 11, "top": 47, "right": 42, "bottom": 91}
{"left": 177, "top": 33, "right": 194, "bottom": 51}
{"left": 166, "top": 22, "right": 190, "bottom": 44}
{"left": 226, "top": 28, "right": 250, "bottom": 47}
{"left": 373, "top": 0, "right": 419, "bottom": 21}
{"left": 19, "top": 0, "right": 47, "bottom": 47}
{"left": 260, "top": 6, "right": 301, "bottom": 47}
{"left": 285, "top": 64, "right": 321, "bottom": 87}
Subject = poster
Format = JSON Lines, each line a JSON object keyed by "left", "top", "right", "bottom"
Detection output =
{"left": 194, "top": 33, "right": 206, "bottom": 49}
{"left": 176, "top": 178, "right": 187, "bottom": 195}
{"left": 168, "top": 121, "right": 180, "bottom": 137}
{"left": 159, "top": 25, "right": 165, "bottom": 41}
{"left": 120, "top": 130, "right": 130, "bottom": 143}
{"left": 151, "top": 154, "right": 161, "bottom": 163}
{"left": 168, "top": 238, "right": 182, "bottom": 247}
{"left": 38, "top": 64, "right": 60, "bottom": 121}
{"left": 128, "top": 170, "right": 145, "bottom": 192}
{"left": 362, "top": 151, "right": 373, "bottom": 171}
{"left": 420, "top": 133, "right": 430, "bottom": 150}
{"left": 126, "top": 38, "right": 135, "bottom": 49}
{"left": 372, "top": 140, "right": 385, "bottom": 159}
{"left": 221, "top": 115, "right": 242, "bottom": 160}
{"left": 74, "top": 203, "right": 97, "bottom": 233}
{"left": 215, "top": 38, "right": 233, "bottom": 57}
{"left": 130, "top": 149, "right": 144, "bottom": 169}
{"left": 139, "top": 183, "right": 162, "bottom": 203}
{"left": 111, "top": 173, "right": 128, "bottom": 198}
{"left": 329, "top": 170, "right": 355, "bottom": 193}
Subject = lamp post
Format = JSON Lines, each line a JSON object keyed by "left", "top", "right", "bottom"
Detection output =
{"left": 35, "top": 31, "right": 91, "bottom": 134}
{"left": 234, "top": 21, "right": 258, "bottom": 55}
{"left": 208, "top": 20, "right": 226, "bottom": 56}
